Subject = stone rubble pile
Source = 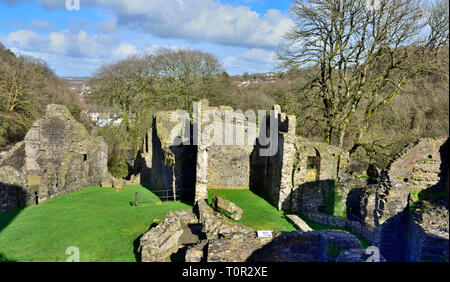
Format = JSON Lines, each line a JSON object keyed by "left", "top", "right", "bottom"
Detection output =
{"left": 138, "top": 198, "right": 365, "bottom": 262}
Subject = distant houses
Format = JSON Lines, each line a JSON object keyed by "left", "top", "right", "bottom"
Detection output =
{"left": 237, "top": 72, "right": 279, "bottom": 87}
{"left": 82, "top": 111, "right": 124, "bottom": 128}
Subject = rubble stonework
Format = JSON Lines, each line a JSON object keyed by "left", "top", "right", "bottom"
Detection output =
{"left": 291, "top": 137, "right": 345, "bottom": 213}
{"left": 0, "top": 104, "right": 108, "bottom": 213}
{"left": 211, "top": 194, "right": 243, "bottom": 220}
{"left": 372, "top": 137, "right": 448, "bottom": 261}
{"left": 194, "top": 100, "right": 257, "bottom": 201}
{"left": 138, "top": 199, "right": 364, "bottom": 262}
{"left": 250, "top": 105, "right": 297, "bottom": 210}
{"left": 250, "top": 116, "right": 346, "bottom": 212}
{"left": 138, "top": 209, "right": 199, "bottom": 262}
{"left": 378, "top": 137, "right": 448, "bottom": 224}
{"left": 285, "top": 214, "right": 313, "bottom": 232}
{"left": 142, "top": 101, "right": 345, "bottom": 211}
{"left": 197, "top": 199, "right": 253, "bottom": 238}
{"left": 0, "top": 166, "right": 34, "bottom": 213}
{"left": 137, "top": 101, "right": 448, "bottom": 262}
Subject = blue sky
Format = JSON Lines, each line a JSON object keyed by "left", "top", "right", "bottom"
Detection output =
{"left": 0, "top": 0, "right": 294, "bottom": 77}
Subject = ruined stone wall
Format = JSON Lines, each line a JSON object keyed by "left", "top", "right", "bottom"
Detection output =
{"left": 249, "top": 105, "right": 346, "bottom": 213}
{"left": 405, "top": 201, "right": 449, "bottom": 262}
{"left": 363, "top": 137, "right": 449, "bottom": 261}
{"left": 0, "top": 104, "right": 108, "bottom": 213}
{"left": 149, "top": 111, "right": 196, "bottom": 201}
{"left": 302, "top": 211, "right": 379, "bottom": 246}
{"left": 291, "top": 138, "right": 344, "bottom": 214}
{"left": 203, "top": 105, "right": 256, "bottom": 190}
{"left": 139, "top": 128, "right": 152, "bottom": 187}
{"left": 0, "top": 166, "right": 34, "bottom": 214}
{"left": 249, "top": 105, "right": 297, "bottom": 210}
{"left": 378, "top": 137, "right": 448, "bottom": 223}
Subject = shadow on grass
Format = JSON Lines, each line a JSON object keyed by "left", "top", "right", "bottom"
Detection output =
{"left": 0, "top": 207, "right": 25, "bottom": 232}
{"left": 0, "top": 253, "right": 16, "bottom": 262}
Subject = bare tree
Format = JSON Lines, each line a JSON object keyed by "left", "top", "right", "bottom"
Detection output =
{"left": 89, "top": 48, "right": 226, "bottom": 176}
{"left": 278, "top": 0, "right": 449, "bottom": 151}
{"left": 153, "top": 48, "right": 224, "bottom": 109}
{"left": 0, "top": 46, "right": 80, "bottom": 147}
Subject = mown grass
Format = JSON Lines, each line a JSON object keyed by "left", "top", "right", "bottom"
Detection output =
{"left": 0, "top": 185, "right": 191, "bottom": 262}
{"left": 1, "top": 186, "right": 371, "bottom": 262}
{"left": 208, "top": 189, "right": 296, "bottom": 231}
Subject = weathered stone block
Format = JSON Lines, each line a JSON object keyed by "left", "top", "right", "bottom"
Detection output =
{"left": 185, "top": 240, "right": 208, "bottom": 262}
{"left": 139, "top": 209, "right": 198, "bottom": 262}
{"left": 286, "top": 214, "right": 313, "bottom": 232}
{"left": 101, "top": 174, "right": 113, "bottom": 188}
{"left": 113, "top": 178, "right": 125, "bottom": 189}
{"left": 197, "top": 200, "right": 252, "bottom": 239}
{"left": 211, "top": 195, "right": 243, "bottom": 220}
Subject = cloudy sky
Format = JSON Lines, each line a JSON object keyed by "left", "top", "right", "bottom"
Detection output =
{"left": 0, "top": 0, "right": 294, "bottom": 77}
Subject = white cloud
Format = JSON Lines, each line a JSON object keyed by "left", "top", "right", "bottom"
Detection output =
{"left": 1, "top": 0, "right": 294, "bottom": 49}
{"left": 112, "top": 43, "right": 138, "bottom": 58}
{"left": 109, "top": 0, "right": 293, "bottom": 49}
{"left": 4, "top": 29, "right": 115, "bottom": 58}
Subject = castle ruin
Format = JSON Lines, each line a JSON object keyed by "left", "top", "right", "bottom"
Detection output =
{"left": 0, "top": 104, "right": 108, "bottom": 214}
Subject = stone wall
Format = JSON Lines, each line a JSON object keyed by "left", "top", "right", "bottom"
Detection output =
{"left": 405, "top": 201, "right": 449, "bottom": 262}
{"left": 250, "top": 110, "right": 346, "bottom": 213}
{"left": 145, "top": 101, "right": 346, "bottom": 211}
{"left": 202, "top": 103, "right": 256, "bottom": 190}
{"left": 147, "top": 100, "right": 262, "bottom": 202}
{"left": 0, "top": 166, "right": 34, "bottom": 214}
{"left": 149, "top": 111, "right": 197, "bottom": 201}
{"left": 378, "top": 137, "right": 447, "bottom": 223}
{"left": 344, "top": 137, "right": 450, "bottom": 262}
{"left": 0, "top": 104, "right": 108, "bottom": 214}
{"left": 138, "top": 128, "right": 152, "bottom": 187}
{"left": 291, "top": 138, "right": 344, "bottom": 214}
{"left": 249, "top": 105, "right": 297, "bottom": 210}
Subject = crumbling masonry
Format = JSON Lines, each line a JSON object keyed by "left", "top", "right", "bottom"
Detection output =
{"left": 139, "top": 100, "right": 345, "bottom": 214}
{"left": 139, "top": 100, "right": 448, "bottom": 262}
{"left": 0, "top": 104, "right": 108, "bottom": 214}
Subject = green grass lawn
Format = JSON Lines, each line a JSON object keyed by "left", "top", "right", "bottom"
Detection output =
{"left": 208, "top": 189, "right": 296, "bottom": 231}
{"left": 0, "top": 186, "right": 370, "bottom": 262}
{"left": 0, "top": 185, "right": 191, "bottom": 262}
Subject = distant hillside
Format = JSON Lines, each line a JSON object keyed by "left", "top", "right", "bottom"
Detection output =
{"left": 0, "top": 42, "right": 84, "bottom": 150}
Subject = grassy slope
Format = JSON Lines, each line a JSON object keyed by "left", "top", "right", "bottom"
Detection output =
{"left": 1, "top": 187, "right": 370, "bottom": 262}
{"left": 0, "top": 185, "right": 191, "bottom": 262}
{"left": 208, "top": 189, "right": 296, "bottom": 231}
